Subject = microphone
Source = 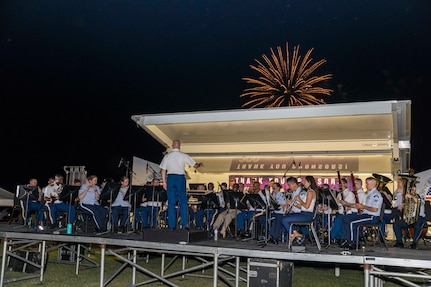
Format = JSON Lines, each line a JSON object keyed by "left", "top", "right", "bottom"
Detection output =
{"left": 118, "top": 157, "right": 123, "bottom": 168}
{"left": 292, "top": 160, "right": 296, "bottom": 168}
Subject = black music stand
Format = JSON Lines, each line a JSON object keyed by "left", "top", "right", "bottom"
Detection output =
{"left": 226, "top": 191, "right": 248, "bottom": 238}
{"left": 243, "top": 193, "right": 266, "bottom": 241}
{"left": 100, "top": 182, "right": 121, "bottom": 233}
{"left": 59, "top": 185, "right": 80, "bottom": 226}
{"left": 124, "top": 185, "right": 144, "bottom": 232}
{"left": 319, "top": 187, "right": 338, "bottom": 247}
{"left": 201, "top": 192, "right": 220, "bottom": 231}
{"left": 145, "top": 185, "right": 166, "bottom": 229}
{"left": 15, "top": 185, "right": 40, "bottom": 227}
{"left": 258, "top": 189, "right": 280, "bottom": 247}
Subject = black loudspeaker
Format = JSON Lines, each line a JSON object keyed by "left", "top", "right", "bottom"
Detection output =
{"left": 8, "top": 251, "right": 48, "bottom": 273}
{"left": 143, "top": 228, "right": 208, "bottom": 243}
{"left": 247, "top": 258, "right": 293, "bottom": 287}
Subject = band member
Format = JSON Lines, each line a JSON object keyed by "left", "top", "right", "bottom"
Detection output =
{"left": 111, "top": 176, "right": 131, "bottom": 233}
{"left": 44, "top": 173, "right": 76, "bottom": 229}
{"left": 340, "top": 177, "right": 383, "bottom": 250}
{"left": 160, "top": 139, "right": 203, "bottom": 230}
{"left": 268, "top": 182, "right": 287, "bottom": 244}
{"left": 20, "top": 178, "right": 44, "bottom": 227}
{"left": 197, "top": 182, "right": 227, "bottom": 230}
{"left": 236, "top": 181, "right": 263, "bottom": 235}
{"left": 78, "top": 175, "right": 108, "bottom": 233}
{"left": 330, "top": 178, "right": 356, "bottom": 242}
{"left": 212, "top": 183, "right": 245, "bottom": 238}
{"left": 282, "top": 176, "right": 318, "bottom": 244}
{"left": 392, "top": 184, "right": 427, "bottom": 249}
{"left": 140, "top": 178, "right": 166, "bottom": 229}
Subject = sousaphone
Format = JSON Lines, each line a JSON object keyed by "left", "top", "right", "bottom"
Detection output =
{"left": 372, "top": 173, "right": 392, "bottom": 191}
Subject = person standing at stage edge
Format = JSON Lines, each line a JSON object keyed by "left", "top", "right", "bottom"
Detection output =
{"left": 160, "top": 139, "right": 203, "bottom": 230}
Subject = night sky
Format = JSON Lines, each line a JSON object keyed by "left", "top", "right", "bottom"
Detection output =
{"left": 1, "top": 1, "right": 431, "bottom": 193}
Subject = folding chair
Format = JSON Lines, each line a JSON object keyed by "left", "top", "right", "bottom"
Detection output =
{"left": 355, "top": 202, "right": 388, "bottom": 251}
{"left": 287, "top": 203, "right": 322, "bottom": 251}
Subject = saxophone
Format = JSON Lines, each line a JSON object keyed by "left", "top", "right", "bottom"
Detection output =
{"left": 399, "top": 174, "right": 420, "bottom": 225}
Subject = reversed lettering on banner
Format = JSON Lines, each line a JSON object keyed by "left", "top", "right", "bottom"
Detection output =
{"left": 230, "top": 157, "right": 358, "bottom": 172}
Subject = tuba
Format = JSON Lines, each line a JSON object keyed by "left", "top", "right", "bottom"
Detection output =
{"left": 399, "top": 174, "right": 420, "bottom": 225}
{"left": 372, "top": 173, "right": 392, "bottom": 192}
{"left": 372, "top": 173, "right": 393, "bottom": 209}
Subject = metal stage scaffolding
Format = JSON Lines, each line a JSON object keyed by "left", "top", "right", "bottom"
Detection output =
{"left": 0, "top": 228, "right": 431, "bottom": 287}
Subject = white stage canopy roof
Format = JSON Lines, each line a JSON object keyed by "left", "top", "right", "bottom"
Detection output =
{"left": 131, "top": 100, "right": 411, "bottom": 174}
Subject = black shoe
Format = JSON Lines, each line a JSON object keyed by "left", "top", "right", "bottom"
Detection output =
{"left": 342, "top": 241, "right": 355, "bottom": 250}
{"left": 339, "top": 240, "right": 349, "bottom": 248}
{"left": 269, "top": 236, "right": 279, "bottom": 245}
{"left": 393, "top": 241, "right": 404, "bottom": 248}
{"left": 122, "top": 226, "right": 127, "bottom": 233}
{"left": 409, "top": 243, "right": 417, "bottom": 249}
{"left": 292, "top": 236, "right": 305, "bottom": 246}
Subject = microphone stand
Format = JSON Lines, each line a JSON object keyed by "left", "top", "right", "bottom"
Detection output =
{"left": 234, "top": 197, "right": 239, "bottom": 239}
{"left": 124, "top": 160, "right": 136, "bottom": 233}
{"left": 258, "top": 188, "right": 273, "bottom": 248}
{"left": 282, "top": 157, "right": 296, "bottom": 191}
{"left": 147, "top": 164, "right": 160, "bottom": 229}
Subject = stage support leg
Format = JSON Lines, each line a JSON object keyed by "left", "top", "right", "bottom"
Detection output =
{"left": 235, "top": 256, "right": 240, "bottom": 287}
{"left": 364, "top": 263, "right": 371, "bottom": 287}
{"left": 213, "top": 252, "right": 219, "bottom": 287}
{"left": 132, "top": 249, "right": 137, "bottom": 286}
{"left": 0, "top": 238, "right": 8, "bottom": 287}
{"left": 39, "top": 240, "right": 46, "bottom": 282}
{"left": 100, "top": 244, "right": 106, "bottom": 287}
{"left": 161, "top": 253, "right": 165, "bottom": 277}
{"left": 75, "top": 244, "right": 81, "bottom": 275}
{"left": 335, "top": 264, "right": 340, "bottom": 277}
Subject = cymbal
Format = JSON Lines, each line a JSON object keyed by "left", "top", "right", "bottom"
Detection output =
{"left": 372, "top": 173, "right": 392, "bottom": 183}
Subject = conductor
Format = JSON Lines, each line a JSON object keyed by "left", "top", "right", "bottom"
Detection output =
{"left": 160, "top": 139, "right": 203, "bottom": 230}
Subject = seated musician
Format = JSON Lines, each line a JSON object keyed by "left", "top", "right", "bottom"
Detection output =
{"left": 188, "top": 183, "right": 206, "bottom": 227}
{"left": 20, "top": 178, "right": 44, "bottom": 227}
{"left": 78, "top": 175, "right": 108, "bottom": 233}
{"left": 134, "top": 181, "right": 151, "bottom": 231}
{"left": 44, "top": 173, "right": 76, "bottom": 229}
{"left": 393, "top": 183, "right": 427, "bottom": 249}
{"left": 339, "top": 177, "right": 383, "bottom": 250}
{"left": 236, "top": 181, "right": 265, "bottom": 236}
{"left": 139, "top": 178, "right": 166, "bottom": 229}
{"left": 111, "top": 176, "right": 131, "bottom": 233}
{"left": 196, "top": 182, "right": 227, "bottom": 230}
{"left": 282, "top": 176, "right": 318, "bottom": 245}
{"left": 330, "top": 178, "right": 356, "bottom": 243}
{"left": 268, "top": 182, "right": 287, "bottom": 244}
{"left": 212, "top": 183, "right": 247, "bottom": 238}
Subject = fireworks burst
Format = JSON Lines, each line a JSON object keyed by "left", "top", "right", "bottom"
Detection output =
{"left": 240, "top": 42, "right": 333, "bottom": 108}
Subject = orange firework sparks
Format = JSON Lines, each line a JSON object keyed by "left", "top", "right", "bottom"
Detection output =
{"left": 240, "top": 42, "right": 333, "bottom": 108}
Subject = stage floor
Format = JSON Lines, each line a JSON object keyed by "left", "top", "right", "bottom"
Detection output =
{"left": 1, "top": 222, "right": 431, "bottom": 287}
{"left": 0, "top": 222, "right": 430, "bottom": 262}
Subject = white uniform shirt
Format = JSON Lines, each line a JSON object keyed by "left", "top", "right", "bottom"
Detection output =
{"left": 159, "top": 148, "right": 196, "bottom": 175}
{"left": 337, "top": 188, "right": 356, "bottom": 214}
{"left": 363, "top": 188, "right": 383, "bottom": 216}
